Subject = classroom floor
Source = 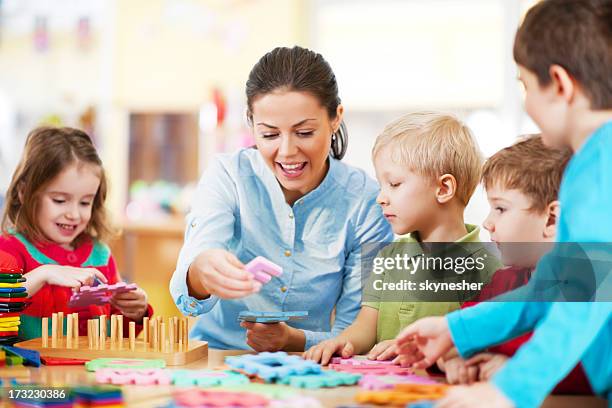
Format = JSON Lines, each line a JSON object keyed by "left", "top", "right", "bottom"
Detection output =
{"left": 12, "top": 350, "right": 609, "bottom": 407}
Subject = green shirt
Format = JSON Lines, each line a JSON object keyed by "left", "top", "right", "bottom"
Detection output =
{"left": 362, "top": 224, "right": 501, "bottom": 342}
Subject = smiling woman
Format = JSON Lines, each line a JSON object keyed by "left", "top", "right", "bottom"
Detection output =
{"left": 170, "top": 46, "right": 393, "bottom": 351}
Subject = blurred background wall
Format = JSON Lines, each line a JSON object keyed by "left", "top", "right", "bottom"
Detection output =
{"left": 0, "top": 0, "right": 539, "bottom": 317}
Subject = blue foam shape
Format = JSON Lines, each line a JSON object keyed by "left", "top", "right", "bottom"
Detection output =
{"left": 0, "top": 288, "right": 26, "bottom": 293}
{"left": 225, "top": 351, "right": 321, "bottom": 382}
{"left": 2, "top": 346, "right": 41, "bottom": 367}
{"left": 407, "top": 401, "right": 436, "bottom": 408}
{"left": 239, "top": 311, "right": 308, "bottom": 319}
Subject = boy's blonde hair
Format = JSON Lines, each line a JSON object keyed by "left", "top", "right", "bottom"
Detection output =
{"left": 482, "top": 134, "right": 572, "bottom": 213}
{"left": 372, "top": 111, "right": 482, "bottom": 206}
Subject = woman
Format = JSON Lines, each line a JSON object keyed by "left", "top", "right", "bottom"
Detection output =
{"left": 170, "top": 46, "right": 393, "bottom": 351}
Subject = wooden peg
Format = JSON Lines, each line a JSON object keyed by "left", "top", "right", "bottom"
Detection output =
{"left": 58, "top": 312, "right": 64, "bottom": 340}
{"left": 142, "top": 317, "right": 149, "bottom": 346}
{"left": 93, "top": 319, "right": 99, "bottom": 350}
{"left": 66, "top": 314, "right": 73, "bottom": 348}
{"left": 110, "top": 315, "right": 117, "bottom": 349}
{"left": 51, "top": 313, "right": 58, "bottom": 348}
{"left": 100, "top": 315, "right": 106, "bottom": 349}
{"left": 152, "top": 319, "right": 158, "bottom": 351}
{"left": 160, "top": 322, "right": 166, "bottom": 353}
{"left": 173, "top": 316, "right": 178, "bottom": 344}
{"left": 41, "top": 317, "right": 48, "bottom": 348}
{"left": 185, "top": 318, "right": 189, "bottom": 349}
{"left": 72, "top": 313, "right": 79, "bottom": 347}
{"left": 87, "top": 320, "right": 93, "bottom": 349}
{"left": 168, "top": 318, "right": 174, "bottom": 352}
{"left": 117, "top": 315, "right": 123, "bottom": 350}
{"left": 129, "top": 321, "right": 136, "bottom": 351}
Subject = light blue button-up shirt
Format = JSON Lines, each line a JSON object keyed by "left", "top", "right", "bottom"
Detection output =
{"left": 170, "top": 147, "right": 393, "bottom": 350}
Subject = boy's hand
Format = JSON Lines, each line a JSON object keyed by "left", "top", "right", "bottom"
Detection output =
{"left": 110, "top": 287, "right": 148, "bottom": 322}
{"left": 367, "top": 339, "right": 398, "bottom": 361}
{"left": 437, "top": 383, "right": 514, "bottom": 408}
{"left": 395, "top": 316, "right": 454, "bottom": 369}
{"left": 44, "top": 265, "right": 108, "bottom": 288}
{"left": 240, "top": 321, "right": 290, "bottom": 352}
{"left": 443, "top": 356, "right": 479, "bottom": 384}
{"left": 466, "top": 352, "right": 509, "bottom": 381}
{"left": 302, "top": 338, "right": 354, "bottom": 365}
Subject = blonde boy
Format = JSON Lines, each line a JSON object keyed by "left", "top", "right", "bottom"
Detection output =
{"left": 304, "top": 112, "right": 500, "bottom": 364}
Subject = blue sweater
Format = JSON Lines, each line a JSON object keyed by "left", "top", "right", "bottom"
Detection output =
{"left": 447, "top": 121, "right": 612, "bottom": 408}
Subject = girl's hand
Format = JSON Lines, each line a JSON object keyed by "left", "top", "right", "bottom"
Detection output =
{"left": 367, "top": 339, "right": 398, "bottom": 361}
{"left": 110, "top": 287, "right": 148, "bottom": 322}
{"left": 188, "top": 249, "right": 261, "bottom": 299}
{"left": 42, "top": 265, "right": 108, "bottom": 288}
{"left": 443, "top": 356, "right": 480, "bottom": 385}
{"left": 303, "top": 338, "right": 355, "bottom": 365}
{"left": 466, "top": 352, "right": 509, "bottom": 381}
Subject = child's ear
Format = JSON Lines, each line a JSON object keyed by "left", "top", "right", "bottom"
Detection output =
{"left": 17, "top": 182, "right": 25, "bottom": 204}
{"left": 436, "top": 174, "right": 457, "bottom": 204}
{"left": 543, "top": 200, "right": 560, "bottom": 239}
{"left": 549, "top": 64, "right": 576, "bottom": 105}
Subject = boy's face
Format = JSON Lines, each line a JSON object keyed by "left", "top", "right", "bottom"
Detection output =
{"left": 374, "top": 145, "right": 438, "bottom": 235}
{"left": 518, "top": 65, "right": 568, "bottom": 149}
{"left": 483, "top": 184, "right": 555, "bottom": 267}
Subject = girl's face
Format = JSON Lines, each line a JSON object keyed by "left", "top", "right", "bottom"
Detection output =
{"left": 37, "top": 162, "right": 101, "bottom": 249}
{"left": 251, "top": 90, "right": 342, "bottom": 204}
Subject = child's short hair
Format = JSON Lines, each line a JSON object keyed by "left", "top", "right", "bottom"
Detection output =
{"left": 482, "top": 135, "right": 572, "bottom": 213}
{"left": 372, "top": 111, "right": 482, "bottom": 206}
{"left": 514, "top": 0, "right": 612, "bottom": 109}
{"left": 2, "top": 126, "right": 115, "bottom": 244}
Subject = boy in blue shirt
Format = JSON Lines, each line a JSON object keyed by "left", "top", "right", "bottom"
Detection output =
{"left": 395, "top": 1, "right": 612, "bottom": 407}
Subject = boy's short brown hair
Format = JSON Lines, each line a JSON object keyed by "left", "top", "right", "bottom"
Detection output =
{"left": 372, "top": 111, "right": 482, "bottom": 206}
{"left": 482, "top": 135, "right": 572, "bottom": 213}
{"left": 514, "top": 0, "right": 612, "bottom": 109}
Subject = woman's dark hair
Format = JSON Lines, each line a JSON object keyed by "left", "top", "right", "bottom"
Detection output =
{"left": 245, "top": 46, "right": 348, "bottom": 160}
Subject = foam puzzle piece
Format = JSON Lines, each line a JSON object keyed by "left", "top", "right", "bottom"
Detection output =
{"left": 170, "top": 369, "right": 249, "bottom": 387}
{"left": 331, "top": 356, "right": 397, "bottom": 366}
{"left": 277, "top": 370, "right": 361, "bottom": 389}
{"left": 68, "top": 282, "right": 137, "bottom": 308}
{"left": 173, "top": 389, "right": 269, "bottom": 407}
{"left": 245, "top": 257, "right": 283, "bottom": 284}
{"left": 2, "top": 346, "right": 41, "bottom": 367}
{"left": 407, "top": 401, "right": 436, "bottom": 408}
{"left": 225, "top": 351, "right": 321, "bottom": 382}
{"left": 85, "top": 358, "right": 166, "bottom": 372}
{"left": 329, "top": 363, "right": 413, "bottom": 376}
{"left": 238, "top": 311, "right": 308, "bottom": 324}
{"left": 95, "top": 368, "right": 172, "bottom": 385}
{"left": 219, "top": 383, "right": 296, "bottom": 399}
{"left": 269, "top": 396, "right": 323, "bottom": 408}
{"left": 355, "top": 384, "right": 449, "bottom": 405}
{"left": 359, "top": 374, "right": 438, "bottom": 390}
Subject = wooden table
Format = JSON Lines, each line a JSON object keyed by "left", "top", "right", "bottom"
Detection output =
{"left": 6, "top": 350, "right": 607, "bottom": 407}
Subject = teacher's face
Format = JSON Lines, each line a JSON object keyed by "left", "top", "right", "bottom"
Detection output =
{"left": 252, "top": 90, "right": 342, "bottom": 203}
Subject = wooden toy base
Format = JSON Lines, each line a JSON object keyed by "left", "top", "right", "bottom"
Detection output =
{"left": 14, "top": 337, "right": 208, "bottom": 366}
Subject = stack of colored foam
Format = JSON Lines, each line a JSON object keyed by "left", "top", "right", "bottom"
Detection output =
{"left": 0, "top": 250, "right": 28, "bottom": 345}
{"left": 72, "top": 385, "right": 123, "bottom": 407}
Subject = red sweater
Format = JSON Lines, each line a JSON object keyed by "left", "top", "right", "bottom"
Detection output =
{"left": 463, "top": 266, "right": 592, "bottom": 395}
{"left": 0, "top": 233, "right": 153, "bottom": 339}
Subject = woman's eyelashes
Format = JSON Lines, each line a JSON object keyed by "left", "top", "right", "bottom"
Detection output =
{"left": 260, "top": 129, "right": 316, "bottom": 139}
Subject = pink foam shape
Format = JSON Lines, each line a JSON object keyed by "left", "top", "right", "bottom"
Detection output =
{"left": 68, "top": 282, "right": 137, "bottom": 308}
{"left": 245, "top": 257, "right": 283, "bottom": 281}
{"left": 95, "top": 368, "right": 171, "bottom": 386}
{"left": 330, "top": 357, "right": 397, "bottom": 366}
{"left": 358, "top": 374, "right": 438, "bottom": 390}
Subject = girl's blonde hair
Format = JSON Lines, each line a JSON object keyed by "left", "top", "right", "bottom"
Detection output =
{"left": 372, "top": 111, "right": 482, "bottom": 206}
{"left": 2, "top": 126, "right": 116, "bottom": 244}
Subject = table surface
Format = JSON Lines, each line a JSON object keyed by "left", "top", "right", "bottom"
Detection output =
{"left": 7, "top": 349, "right": 607, "bottom": 408}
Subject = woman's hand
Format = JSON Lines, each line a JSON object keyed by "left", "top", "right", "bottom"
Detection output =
{"left": 187, "top": 249, "right": 261, "bottom": 299}
{"left": 303, "top": 338, "right": 355, "bottom": 365}
{"left": 240, "top": 321, "right": 304, "bottom": 352}
{"left": 110, "top": 287, "right": 148, "bottom": 322}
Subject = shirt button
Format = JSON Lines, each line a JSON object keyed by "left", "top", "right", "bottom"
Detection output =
{"left": 280, "top": 286, "right": 288, "bottom": 292}
{"left": 288, "top": 212, "right": 294, "bottom": 219}
{"left": 67, "top": 254, "right": 77, "bottom": 263}
{"left": 190, "top": 302, "right": 196, "bottom": 307}
{"left": 284, "top": 250, "right": 291, "bottom": 257}
{"left": 191, "top": 222, "right": 197, "bottom": 228}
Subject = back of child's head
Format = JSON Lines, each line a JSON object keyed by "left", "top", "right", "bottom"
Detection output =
{"left": 372, "top": 111, "right": 482, "bottom": 206}
{"left": 2, "top": 126, "right": 113, "bottom": 244}
{"left": 514, "top": 0, "right": 612, "bottom": 109}
{"left": 482, "top": 135, "right": 572, "bottom": 213}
